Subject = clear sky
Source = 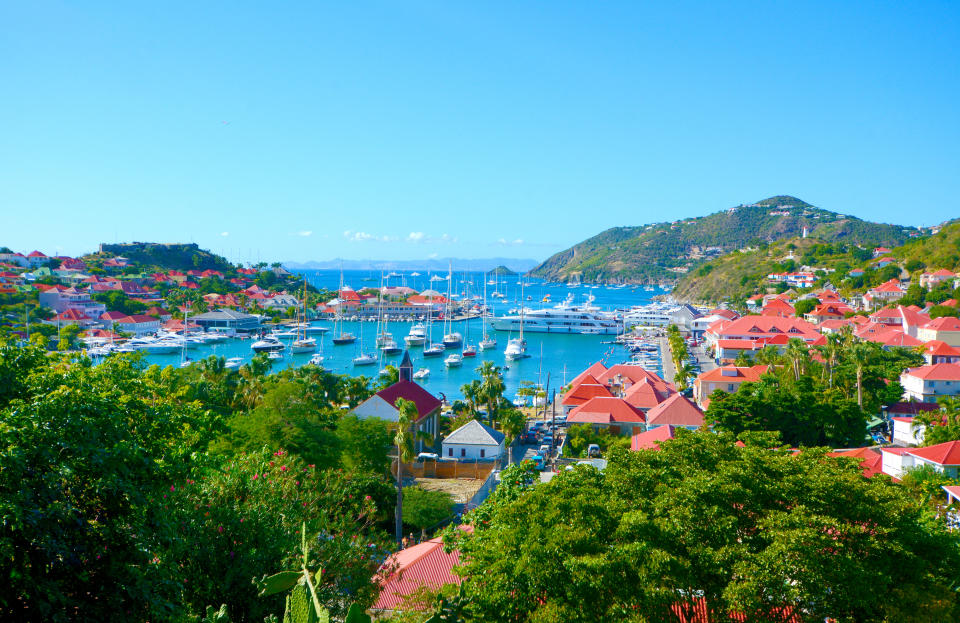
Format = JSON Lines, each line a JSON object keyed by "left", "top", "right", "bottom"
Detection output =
{"left": 2, "top": 1, "right": 958, "bottom": 263}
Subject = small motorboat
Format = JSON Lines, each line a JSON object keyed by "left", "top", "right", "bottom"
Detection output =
{"left": 352, "top": 353, "right": 377, "bottom": 366}
{"left": 307, "top": 353, "right": 324, "bottom": 366}
{"left": 225, "top": 357, "right": 244, "bottom": 370}
{"left": 267, "top": 351, "right": 284, "bottom": 362}
{"left": 444, "top": 353, "right": 463, "bottom": 367}
{"left": 413, "top": 368, "right": 430, "bottom": 380}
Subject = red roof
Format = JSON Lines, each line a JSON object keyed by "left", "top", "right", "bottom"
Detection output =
{"left": 373, "top": 536, "right": 462, "bottom": 611}
{"left": 644, "top": 393, "right": 704, "bottom": 427}
{"left": 377, "top": 380, "right": 442, "bottom": 422}
{"left": 871, "top": 279, "right": 904, "bottom": 294}
{"left": 569, "top": 361, "right": 609, "bottom": 389}
{"left": 923, "top": 316, "right": 960, "bottom": 332}
{"left": 100, "top": 311, "right": 128, "bottom": 321}
{"left": 631, "top": 425, "right": 679, "bottom": 451}
{"left": 118, "top": 314, "right": 159, "bottom": 324}
{"left": 761, "top": 298, "right": 795, "bottom": 317}
{"left": 560, "top": 378, "right": 613, "bottom": 406}
{"left": 906, "top": 441, "right": 960, "bottom": 466}
{"left": 597, "top": 364, "right": 672, "bottom": 392}
{"left": 902, "top": 363, "right": 960, "bottom": 381}
{"left": 877, "top": 332, "right": 922, "bottom": 348}
{"left": 27, "top": 250, "right": 47, "bottom": 258}
{"left": 567, "top": 397, "right": 645, "bottom": 424}
{"left": 623, "top": 378, "right": 671, "bottom": 410}
{"left": 56, "top": 309, "right": 90, "bottom": 321}
{"left": 696, "top": 365, "right": 768, "bottom": 384}
{"left": 887, "top": 401, "right": 942, "bottom": 416}
{"left": 828, "top": 447, "right": 883, "bottom": 478}
{"left": 923, "top": 340, "right": 960, "bottom": 357}
{"left": 708, "top": 308, "right": 739, "bottom": 320}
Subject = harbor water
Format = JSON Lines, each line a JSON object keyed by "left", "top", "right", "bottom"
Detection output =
{"left": 141, "top": 270, "right": 667, "bottom": 401}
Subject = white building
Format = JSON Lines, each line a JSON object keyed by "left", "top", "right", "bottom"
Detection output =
{"left": 900, "top": 364, "right": 960, "bottom": 403}
{"left": 891, "top": 417, "right": 924, "bottom": 446}
{"left": 441, "top": 419, "right": 505, "bottom": 461}
{"left": 116, "top": 314, "right": 162, "bottom": 336}
{"left": 881, "top": 441, "right": 960, "bottom": 479}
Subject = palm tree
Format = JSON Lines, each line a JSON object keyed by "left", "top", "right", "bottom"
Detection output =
{"left": 785, "top": 338, "right": 809, "bottom": 381}
{"left": 393, "top": 398, "right": 418, "bottom": 545}
{"left": 477, "top": 362, "right": 505, "bottom": 424}
{"left": 815, "top": 333, "right": 843, "bottom": 387}
{"left": 499, "top": 407, "right": 526, "bottom": 464}
{"left": 674, "top": 362, "right": 696, "bottom": 391}
{"left": 848, "top": 342, "right": 875, "bottom": 409}
{"left": 460, "top": 379, "right": 483, "bottom": 415}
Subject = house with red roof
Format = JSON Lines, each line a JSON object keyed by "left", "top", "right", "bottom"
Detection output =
{"left": 863, "top": 279, "right": 905, "bottom": 310}
{"left": 116, "top": 314, "right": 161, "bottom": 336}
{"left": 873, "top": 246, "right": 892, "bottom": 258}
{"left": 923, "top": 341, "right": 960, "bottom": 365}
{"left": 25, "top": 250, "right": 49, "bottom": 267}
{"left": 920, "top": 269, "right": 956, "bottom": 290}
{"left": 372, "top": 534, "right": 463, "bottom": 613}
{"left": 631, "top": 425, "right": 682, "bottom": 451}
{"left": 869, "top": 307, "right": 903, "bottom": 327}
{"left": 566, "top": 396, "right": 646, "bottom": 436}
{"left": 705, "top": 316, "right": 822, "bottom": 362}
{"left": 560, "top": 376, "right": 613, "bottom": 414}
{"left": 0, "top": 251, "right": 29, "bottom": 267}
{"left": 693, "top": 365, "right": 769, "bottom": 408}
{"left": 828, "top": 447, "right": 884, "bottom": 478}
{"left": 352, "top": 353, "right": 440, "bottom": 452}
{"left": 568, "top": 361, "right": 609, "bottom": 389}
{"left": 805, "top": 302, "right": 852, "bottom": 325}
{"left": 874, "top": 330, "right": 923, "bottom": 349}
{"left": 622, "top": 377, "right": 673, "bottom": 412}
{"left": 51, "top": 308, "right": 97, "bottom": 328}
{"left": 644, "top": 393, "right": 704, "bottom": 430}
{"left": 900, "top": 363, "right": 960, "bottom": 403}
{"left": 58, "top": 257, "right": 87, "bottom": 271}
{"left": 881, "top": 440, "right": 960, "bottom": 479}
{"left": 918, "top": 316, "right": 960, "bottom": 347}
{"left": 760, "top": 298, "right": 795, "bottom": 318}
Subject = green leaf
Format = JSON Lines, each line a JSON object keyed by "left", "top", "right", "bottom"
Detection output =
{"left": 343, "top": 603, "right": 371, "bottom": 623}
{"left": 254, "top": 570, "right": 301, "bottom": 596}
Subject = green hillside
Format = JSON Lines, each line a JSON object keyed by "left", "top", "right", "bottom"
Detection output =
{"left": 673, "top": 222, "right": 960, "bottom": 304}
{"left": 529, "top": 196, "right": 919, "bottom": 284}
{"left": 91, "top": 242, "right": 235, "bottom": 272}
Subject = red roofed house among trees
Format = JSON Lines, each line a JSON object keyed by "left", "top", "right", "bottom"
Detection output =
{"left": 566, "top": 396, "right": 646, "bottom": 436}
{"left": 352, "top": 352, "right": 440, "bottom": 452}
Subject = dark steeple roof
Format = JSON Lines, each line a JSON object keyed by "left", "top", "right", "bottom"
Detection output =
{"left": 399, "top": 350, "right": 413, "bottom": 382}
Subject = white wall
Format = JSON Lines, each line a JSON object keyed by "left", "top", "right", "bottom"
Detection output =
{"left": 441, "top": 442, "right": 503, "bottom": 461}
{"left": 892, "top": 418, "right": 923, "bottom": 446}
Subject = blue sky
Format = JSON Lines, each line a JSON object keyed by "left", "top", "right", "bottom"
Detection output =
{"left": 2, "top": 1, "right": 958, "bottom": 263}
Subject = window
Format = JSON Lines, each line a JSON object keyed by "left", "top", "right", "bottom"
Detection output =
{"left": 448, "top": 448, "right": 453, "bottom": 457}
{"left": 728, "top": 384, "right": 735, "bottom": 392}
{"left": 480, "top": 449, "right": 486, "bottom": 458}
{"left": 460, "top": 448, "right": 466, "bottom": 457}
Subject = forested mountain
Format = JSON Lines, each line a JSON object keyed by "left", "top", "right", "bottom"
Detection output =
{"left": 672, "top": 221, "right": 960, "bottom": 304}
{"left": 529, "top": 196, "right": 920, "bottom": 284}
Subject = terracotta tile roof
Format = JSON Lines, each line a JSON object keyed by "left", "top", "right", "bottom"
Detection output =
{"left": 827, "top": 447, "right": 883, "bottom": 478}
{"left": 118, "top": 314, "right": 159, "bottom": 324}
{"left": 56, "top": 309, "right": 90, "bottom": 321}
{"left": 696, "top": 365, "right": 768, "bottom": 383}
{"left": 644, "top": 393, "right": 704, "bottom": 427}
{"left": 923, "top": 316, "right": 960, "bottom": 332}
{"left": 877, "top": 332, "right": 922, "bottom": 348}
{"left": 871, "top": 279, "right": 904, "bottom": 294}
{"left": 100, "top": 311, "right": 128, "bottom": 321}
{"left": 902, "top": 363, "right": 960, "bottom": 381}
{"left": 923, "top": 341, "right": 960, "bottom": 357}
{"left": 567, "top": 397, "right": 645, "bottom": 424}
{"left": 622, "top": 379, "right": 670, "bottom": 410}
{"left": 906, "top": 441, "right": 960, "bottom": 466}
{"left": 377, "top": 381, "right": 441, "bottom": 422}
{"left": 630, "top": 425, "right": 679, "bottom": 451}
{"left": 373, "top": 536, "right": 462, "bottom": 611}
{"left": 560, "top": 379, "right": 613, "bottom": 407}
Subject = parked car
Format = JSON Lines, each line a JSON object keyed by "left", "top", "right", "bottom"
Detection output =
{"left": 538, "top": 444, "right": 552, "bottom": 456}
{"left": 522, "top": 432, "right": 538, "bottom": 444}
{"left": 416, "top": 452, "right": 439, "bottom": 461}
{"left": 541, "top": 435, "right": 553, "bottom": 446}
{"left": 532, "top": 454, "right": 545, "bottom": 470}
{"left": 587, "top": 444, "right": 601, "bottom": 458}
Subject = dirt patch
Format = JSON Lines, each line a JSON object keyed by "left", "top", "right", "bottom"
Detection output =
{"left": 414, "top": 478, "right": 486, "bottom": 504}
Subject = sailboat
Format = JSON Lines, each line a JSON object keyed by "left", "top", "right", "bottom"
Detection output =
{"left": 504, "top": 279, "right": 529, "bottom": 360}
{"left": 332, "top": 264, "right": 357, "bottom": 345}
{"left": 478, "top": 276, "right": 497, "bottom": 351}
{"left": 375, "top": 273, "right": 402, "bottom": 355}
{"left": 442, "top": 263, "right": 462, "bottom": 348}
{"left": 460, "top": 281, "right": 477, "bottom": 357}
{"left": 404, "top": 322, "right": 427, "bottom": 347}
{"left": 422, "top": 288, "right": 445, "bottom": 358}
{"left": 179, "top": 302, "right": 193, "bottom": 367}
{"left": 352, "top": 324, "right": 377, "bottom": 366}
{"left": 291, "top": 278, "right": 317, "bottom": 354}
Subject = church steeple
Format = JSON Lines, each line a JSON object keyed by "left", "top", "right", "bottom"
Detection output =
{"left": 399, "top": 350, "right": 413, "bottom": 382}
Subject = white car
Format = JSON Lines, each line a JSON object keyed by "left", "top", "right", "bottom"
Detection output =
{"left": 416, "top": 452, "right": 439, "bottom": 461}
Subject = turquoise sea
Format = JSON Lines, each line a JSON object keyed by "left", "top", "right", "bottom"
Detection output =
{"left": 142, "top": 270, "right": 665, "bottom": 401}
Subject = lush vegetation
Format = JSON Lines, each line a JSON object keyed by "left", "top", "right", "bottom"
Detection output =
{"left": 707, "top": 335, "right": 920, "bottom": 447}
{"left": 0, "top": 344, "right": 398, "bottom": 622}
{"left": 95, "top": 242, "right": 236, "bottom": 272}
{"left": 530, "top": 196, "right": 919, "bottom": 284}
{"left": 446, "top": 432, "right": 960, "bottom": 622}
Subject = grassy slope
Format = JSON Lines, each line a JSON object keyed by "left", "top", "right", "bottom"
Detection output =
{"left": 530, "top": 196, "right": 916, "bottom": 284}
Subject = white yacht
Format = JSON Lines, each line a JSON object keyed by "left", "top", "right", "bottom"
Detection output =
{"left": 352, "top": 353, "right": 377, "bottom": 366}
{"left": 504, "top": 337, "right": 529, "bottom": 360}
{"left": 413, "top": 367, "right": 430, "bottom": 380}
{"left": 225, "top": 357, "right": 244, "bottom": 370}
{"left": 444, "top": 352, "right": 463, "bottom": 367}
{"left": 267, "top": 350, "right": 284, "bottom": 361}
{"left": 404, "top": 322, "right": 427, "bottom": 346}
{"left": 291, "top": 336, "right": 317, "bottom": 354}
{"left": 251, "top": 336, "right": 285, "bottom": 352}
{"left": 492, "top": 304, "right": 620, "bottom": 335}
{"left": 622, "top": 302, "right": 680, "bottom": 328}
{"left": 307, "top": 353, "right": 324, "bottom": 367}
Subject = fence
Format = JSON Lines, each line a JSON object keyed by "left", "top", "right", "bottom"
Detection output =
{"left": 464, "top": 468, "right": 499, "bottom": 511}
{"left": 392, "top": 459, "right": 500, "bottom": 480}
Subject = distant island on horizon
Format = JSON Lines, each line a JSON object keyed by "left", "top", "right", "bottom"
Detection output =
{"left": 283, "top": 257, "right": 540, "bottom": 273}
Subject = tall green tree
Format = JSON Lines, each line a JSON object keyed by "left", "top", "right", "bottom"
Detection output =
{"left": 394, "top": 397, "right": 419, "bottom": 544}
{"left": 448, "top": 430, "right": 960, "bottom": 622}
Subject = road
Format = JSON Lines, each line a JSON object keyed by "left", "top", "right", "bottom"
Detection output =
{"left": 658, "top": 336, "right": 676, "bottom": 384}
